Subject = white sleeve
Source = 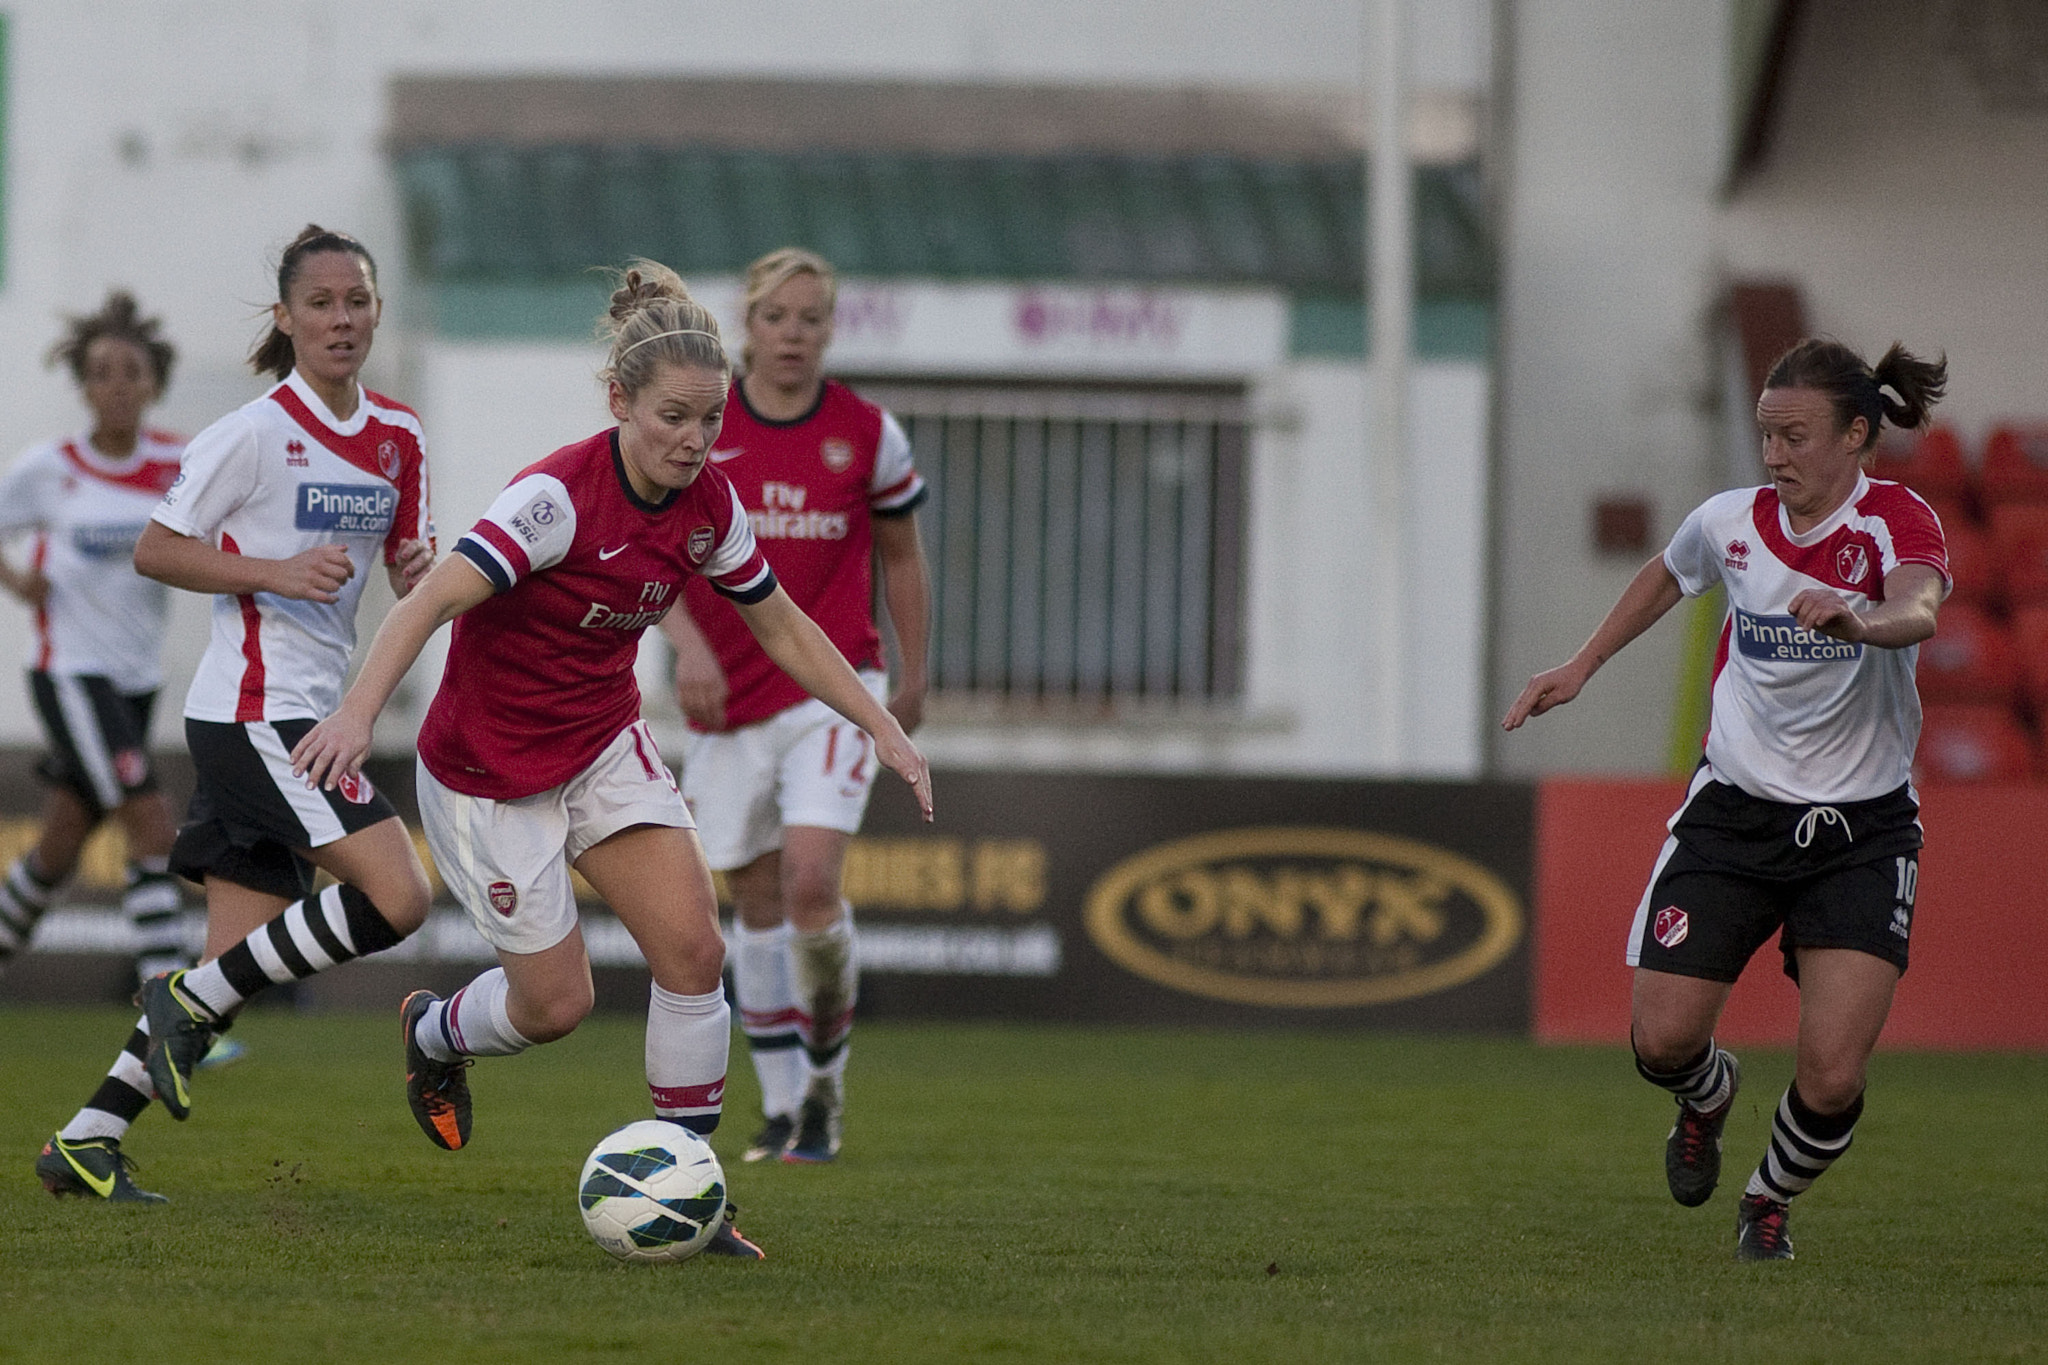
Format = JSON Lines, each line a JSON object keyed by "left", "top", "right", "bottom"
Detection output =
{"left": 700, "top": 480, "right": 776, "bottom": 602}
{"left": 153, "top": 412, "right": 260, "bottom": 541}
{"left": 0, "top": 448, "right": 51, "bottom": 537}
{"left": 868, "top": 410, "right": 926, "bottom": 513}
{"left": 1661, "top": 499, "right": 1722, "bottom": 598}
{"left": 452, "top": 473, "right": 578, "bottom": 591}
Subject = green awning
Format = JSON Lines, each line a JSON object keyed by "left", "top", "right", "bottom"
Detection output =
{"left": 393, "top": 145, "right": 1492, "bottom": 301}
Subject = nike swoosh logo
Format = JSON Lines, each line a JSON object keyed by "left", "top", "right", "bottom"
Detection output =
{"left": 61, "top": 1146, "right": 116, "bottom": 1198}
{"left": 708, "top": 447, "right": 744, "bottom": 463}
{"left": 598, "top": 545, "right": 627, "bottom": 560}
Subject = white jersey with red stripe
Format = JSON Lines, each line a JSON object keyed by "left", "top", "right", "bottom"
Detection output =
{"left": 0, "top": 430, "right": 183, "bottom": 691}
{"left": 1664, "top": 474, "right": 1949, "bottom": 805}
{"left": 419, "top": 428, "right": 776, "bottom": 800}
{"left": 152, "top": 371, "right": 433, "bottom": 723}
{"left": 681, "top": 379, "right": 925, "bottom": 729}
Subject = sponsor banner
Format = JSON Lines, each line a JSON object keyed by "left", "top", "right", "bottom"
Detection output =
{"left": 1732, "top": 609, "right": 1863, "bottom": 662}
{"left": 850, "top": 771, "right": 1532, "bottom": 1030}
{"left": 295, "top": 482, "right": 396, "bottom": 534}
{"left": 1534, "top": 779, "right": 2048, "bottom": 1050}
{"left": 684, "top": 276, "right": 1289, "bottom": 379}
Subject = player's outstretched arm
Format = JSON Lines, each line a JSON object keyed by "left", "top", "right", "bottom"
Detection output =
{"left": 732, "top": 584, "right": 934, "bottom": 821}
{"left": 657, "top": 606, "right": 729, "bottom": 730}
{"left": 1788, "top": 562, "right": 1943, "bottom": 649}
{"left": 134, "top": 521, "right": 355, "bottom": 603}
{"left": 1502, "top": 554, "right": 1685, "bottom": 731}
{"left": 291, "top": 555, "right": 495, "bottom": 789}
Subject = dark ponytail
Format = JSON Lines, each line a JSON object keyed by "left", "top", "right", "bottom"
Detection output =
{"left": 1764, "top": 337, "right": 1947, "bottom": 453}
{"left": 248, "top": 224, "right": 379, "bottom": 381}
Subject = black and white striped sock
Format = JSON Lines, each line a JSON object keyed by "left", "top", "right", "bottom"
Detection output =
{"left": 58, "top": 1017, "right": 155, "bottom": 1142}
{"left": 0, "top": 854, "right": 60, "bottom": 958}
{"left": 125, "top": 857, "right": 188, "bottom": 985}
{"left": 1746, "top": 1084, "right": 1862, "bottom": 1201}
{"left": 1635, "top": 1039, "right": 1738, "bottom": 1113}
{"left": 172, "top": 883, "right": 406, "bottom": 1021}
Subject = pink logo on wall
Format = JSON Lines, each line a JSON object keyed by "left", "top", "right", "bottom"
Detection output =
{"left": 1014, "top": 290, "right": 1185, "bottom": 349}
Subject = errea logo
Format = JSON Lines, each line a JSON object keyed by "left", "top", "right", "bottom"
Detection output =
{"left": 286, "top": 440, "right": 309, "bottom": 468}
{"left": 1725, "top": 539, "right": 1751, "bottom": 571}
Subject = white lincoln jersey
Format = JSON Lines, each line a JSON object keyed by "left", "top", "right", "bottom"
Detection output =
{"left": 154, "top": 371, "right": 433, "bottom": 723}
{"left": 0, "top": 431, "right": 183, "bottom": 691}
{"left": 1664, "top": 474, "right": 1949, "bottom": 805}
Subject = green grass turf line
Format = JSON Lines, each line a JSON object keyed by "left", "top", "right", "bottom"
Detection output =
{"left": 1, "top": 1008, "right": 2044, "bottom": 1363}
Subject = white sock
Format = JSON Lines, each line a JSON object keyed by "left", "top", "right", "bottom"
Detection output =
{"left": 414, "top": 967, "right": 532, "bottom": 1060}
{"left": 793, "top": 907, "right": 858, "bottom": 1071}
{"left": 730, "top": 920, "right": 806, "bottom": 1119}
{"left": 647, "top": 984, "right": 729, "bottom": 1136}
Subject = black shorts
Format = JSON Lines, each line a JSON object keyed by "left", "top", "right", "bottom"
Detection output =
{"left": 1629, "top": 775, "right": 1922, "bottom": 983}
{"left": 172, "top": 718, "right": 399, "bottom": 900}
{"left": 29, "top": 672, "right": 159, "bottom": 817}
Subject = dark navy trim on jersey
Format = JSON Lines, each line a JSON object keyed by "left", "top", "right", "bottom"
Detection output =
{"left": 735, "top": 378, "right": 828, "bottom": 429}
{"left": 455, "top": 536, "right": 513, "bottom": 592}
{"left": 712, "top": 563, "right": 779, "bottom": 605}
{"left": 872, "top": 484, "right": 929, "bottom": 517}
{"left": 608, "top": 428, "right": 679, "bottom": 513}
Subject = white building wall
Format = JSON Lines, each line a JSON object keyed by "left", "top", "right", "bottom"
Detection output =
{"left": 1490, "top": 0, "right": 1730, "bottom": 777}
{"left": 0, "top": 0, "right": 1492, "bottom": 776}
{"left": 1717, "top": 0, "right": 2048, "bottom": 439}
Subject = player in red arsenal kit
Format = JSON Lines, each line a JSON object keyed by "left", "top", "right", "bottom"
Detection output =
{"left": 0, "top": 293, "right": 188, "bottom": 991}
{"left": 292, "top": 264, "right": 932, "bottom": 1259}
{"left": 1505, "top": 338, "right": 1951, "bottom": 1261}
{"left": 662, "top": 248, "right": 932, "bottom": 1166}
{"left": 37, "top": 230, "right": 439, "bottom": 1204}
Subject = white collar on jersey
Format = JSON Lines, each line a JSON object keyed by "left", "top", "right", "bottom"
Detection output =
{"left": 283, "top": 369, "right": 373, "bottom": 437}
{"left": 1778, "top": 471, "right": 1871, "bottom": 547}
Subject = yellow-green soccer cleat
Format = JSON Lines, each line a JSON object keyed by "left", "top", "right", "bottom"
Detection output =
{"left": 139, "top": 970, "right": 217, "bottom": 1122}
{"left": 35, "top": 1135, "right": 167, "bottom": 1204}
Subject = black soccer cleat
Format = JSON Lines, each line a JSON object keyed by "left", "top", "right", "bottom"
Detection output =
{"left": 781, "top": 1093, "right": 841, "bottom": 1165}
{"left": 1735, "top": 1193, "right": 1795, "bottom": 1261}
{"left": 741, "top": 1113, "right": 794, "bottom": 1164}
{"left": 140, "top": 970, "right": 217, "bottom": 1122}
{"left": 401, "top": 990, "right": 474, "bottom": 1151}
{"left": 701, "top": 1201, "right": 766, "bottom": 1259}
{"left": 1665, "top": 1051, "right": 1740, "bottom": 1207}
{"left": 36, "top": 1135, "right": 167, "bottom": 1204}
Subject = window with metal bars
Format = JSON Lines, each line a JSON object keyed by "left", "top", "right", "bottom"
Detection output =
{"left": 857, "top": 383, "right": 1248, "bottom": 706}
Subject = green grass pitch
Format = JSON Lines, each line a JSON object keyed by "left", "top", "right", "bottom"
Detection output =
{"left": 1, "top": 1006, "right": 2043, "bottom": 1363}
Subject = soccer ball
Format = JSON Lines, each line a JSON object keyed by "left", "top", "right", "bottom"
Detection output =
{"left": 577, "top": 1119, "right": 727, "bottom": 1263}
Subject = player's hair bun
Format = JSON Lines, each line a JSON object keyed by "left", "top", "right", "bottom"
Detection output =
{"left": 597, "top": 258, "right": 728, "bottom": 398}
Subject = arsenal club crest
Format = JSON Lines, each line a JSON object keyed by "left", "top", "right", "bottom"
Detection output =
{"left": 488, "top": 881, "right": 518, "bottom": 916}
{"left": 686, "top": 526, "right": 715, "bottom": 563}
{"left": 821, "top": 437, "right": 854, "bottom": 473}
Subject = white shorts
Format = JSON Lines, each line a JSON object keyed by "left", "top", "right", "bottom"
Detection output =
{"left": 682, "top": 670, "right": 889, "bottom": 872}
{"left": 419, "top": 721, "right": 692, "bottom": 955}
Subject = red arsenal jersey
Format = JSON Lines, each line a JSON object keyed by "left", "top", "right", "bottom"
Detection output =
{"left": 680, "top": 380, "right": 925, "bottom": 729}
{"left": 420, "top": 428, "right": 775, "bottom": 799}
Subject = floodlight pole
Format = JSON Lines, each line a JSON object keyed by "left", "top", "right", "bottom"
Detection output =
{"left": 1370, "top": 0, "right": 1412, "bottom": 770}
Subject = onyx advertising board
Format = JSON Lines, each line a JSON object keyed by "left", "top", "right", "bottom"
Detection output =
{"left": 846, "top": 771, "right": 1533, "bottom": 1031}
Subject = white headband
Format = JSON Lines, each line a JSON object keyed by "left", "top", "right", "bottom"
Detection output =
{"left": 619, "top": 328, "right": 722, "bottom": 358}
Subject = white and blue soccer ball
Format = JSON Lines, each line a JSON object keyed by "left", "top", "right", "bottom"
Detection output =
{"left": 578, "top": 1119, "right": 727, "bottom": 1263}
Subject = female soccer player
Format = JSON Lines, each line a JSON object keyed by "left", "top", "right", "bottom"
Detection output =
{"left": 0, "top": 293, "right": 187, "bottom": 988}
{"left": 36, "top": 227, "right": 436, "bottom": 1203}
{"left": 659, "top": 247, "right": 931, "bottom": 1164}
{"left": 1503, "top": 338, "right": 1949, "bottom": 1261}
{"left": 288, "top": 262, "right": 932, "bottom": 1260}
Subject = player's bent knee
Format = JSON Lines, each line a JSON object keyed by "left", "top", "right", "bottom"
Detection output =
{"left": 516, "top": 988, "right": 594, "bottom": 1044}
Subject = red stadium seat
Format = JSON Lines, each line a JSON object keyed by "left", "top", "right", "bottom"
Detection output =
{"left": 1989, "top": 503, "right": 2048, "bottom": 607}
{"left": 1914, "top": 703, "right": 2039, "bottom": 783}
{"left": 1915, "top": 602, "right": 2017, "bottom": 703}
{"left": 1870, "top": 425, "right": 1971, "bottom": 505}
{"left": 1941, "top": 515, "right": 1997, "bottom": 607}
{"left": 2013, "top": 605, "right": 2048, "bottom": 713}
{"left": 1980, "top": 423, "right": 2048, "bottom": 507}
